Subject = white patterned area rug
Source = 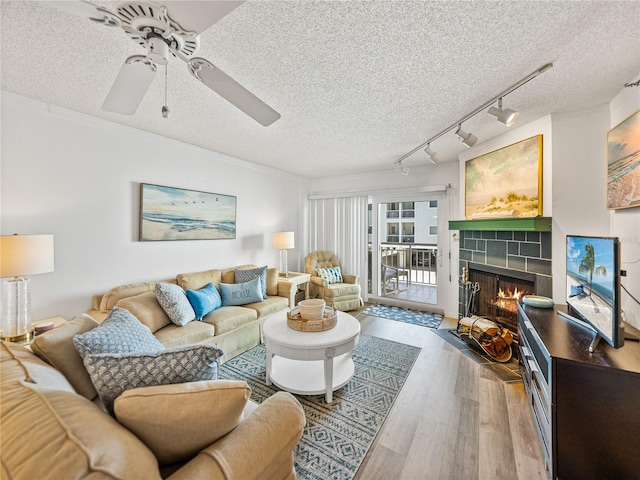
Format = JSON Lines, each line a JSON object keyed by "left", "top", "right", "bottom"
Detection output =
{"left": 219, "top": 334, "right": 421, "bottom": 480}
{"left": 360, "top": 304, "right": 443, "bottom": 329}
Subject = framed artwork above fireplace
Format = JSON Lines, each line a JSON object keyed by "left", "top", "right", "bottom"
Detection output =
{"left": 465, "top": 135, "right": 543, "bottom": 219}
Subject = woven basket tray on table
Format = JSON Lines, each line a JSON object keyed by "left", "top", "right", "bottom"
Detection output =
{"left": 287, "top": 306, "right": 338, "bottom": 332}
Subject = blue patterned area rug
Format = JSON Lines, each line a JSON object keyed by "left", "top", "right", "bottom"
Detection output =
{"left": 360, "top": 304, "right": 443, "bottom": 329}
{"left": 219, "top": 334, "right": 421, "bottom": 480}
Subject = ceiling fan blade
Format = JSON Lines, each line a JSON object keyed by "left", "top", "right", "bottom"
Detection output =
{"left": 165, "top": 1, "right": 245, "bottom": 35}
{"left": 188, "top": 58, "right": 280, "bottom": 126}
{"left": 38, "top": 1, "right": 120, "bottom": 26}
{"left": 102, "top": 56, "right": 157, "bottom": 115}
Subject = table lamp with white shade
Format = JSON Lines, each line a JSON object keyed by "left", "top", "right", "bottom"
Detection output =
{"left": 272, "top": 231, "right": 294, "bottom": 278}
{"left": 1, "top": 234, "right": 54, "bottom": 342}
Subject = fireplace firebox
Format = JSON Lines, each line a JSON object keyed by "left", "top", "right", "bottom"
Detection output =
{"left": 463, "top": 264, "right": 536, "bottom": 335}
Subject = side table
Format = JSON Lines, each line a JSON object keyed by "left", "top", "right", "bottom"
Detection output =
{"left": 19, "top": 317, "right": 66, "bottom": 347}
{"left": 281, "top": 272, "right": 311, "bottom": 307}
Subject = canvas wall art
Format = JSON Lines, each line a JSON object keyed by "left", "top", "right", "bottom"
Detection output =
{"left": 465, "top": 135, "right": 543, "bottom": 219}
{"left": 140, "top": 183, "right": 236, "bottom": 241}
{"left": 607, "top": 109, "right": 640, "bottom": 210}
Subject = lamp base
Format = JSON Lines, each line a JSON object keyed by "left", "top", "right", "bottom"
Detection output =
{"left": 279, "top": 272, "right": 291, "bottom": 278}
{"left": 1, "top": 330, "right": 34, "bottom": 343}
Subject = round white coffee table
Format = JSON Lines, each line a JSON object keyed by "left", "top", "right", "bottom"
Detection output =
{"left": 263, "top": 310, "right": 360, "bottom": 402}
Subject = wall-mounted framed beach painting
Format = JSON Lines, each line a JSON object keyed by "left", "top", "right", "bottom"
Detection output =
{"left": 607, "top": 109, "right": 640, "bottom": 210}
{"left": 465, "top": 135, "right": 543, "bottom": 219}
{"left": 140, "top": 183, "right": 236, "bottom": 241}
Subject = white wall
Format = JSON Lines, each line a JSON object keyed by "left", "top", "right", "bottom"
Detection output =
{"left": 550, "top": 104, "right": 612, "bottom": 301}
{"left": 610, "top": 77, "right": 640, "bottom": 331}
{"left": 1, "top": 92, "right": 309, "bottom": 321}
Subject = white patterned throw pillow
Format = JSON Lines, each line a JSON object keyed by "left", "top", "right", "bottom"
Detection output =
{"left": 155, "top": 283, "right": 196, "bottom": 326}
{"left": 316, "top": 266, "right": 343, "bottom": 284}
{"left": 84, "top": 344, "right": 224, "bottom": 414}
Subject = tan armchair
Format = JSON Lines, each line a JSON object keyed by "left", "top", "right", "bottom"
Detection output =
{"left": 305, "top": 251, "right": 363, "bottom": 311}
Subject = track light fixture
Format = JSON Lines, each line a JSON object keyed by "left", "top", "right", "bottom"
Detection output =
{"left": 424, "top": 144, "right": 439, "bottom": 164}
{"left": 455, "top": 125, "right": 477, "bottom": 148}
{"left": 487, "top": 98, "right": 519, "bottom": 126}
{"left": 395, "top": 63, "right": 553, "bottom": 165}
{"left": 394, "top": 161, "right": 410, "bottom": 175}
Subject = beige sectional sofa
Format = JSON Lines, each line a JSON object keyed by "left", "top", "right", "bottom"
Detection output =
{"left": 88, "top": 264, "right": 297, "bottom": 362}
{"left": 0, "top": 323, "right": 305, "bottom": 479}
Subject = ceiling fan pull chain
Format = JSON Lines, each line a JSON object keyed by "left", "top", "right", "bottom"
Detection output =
{"left": 162, "top": 64, "right": 170, "bottom": 119}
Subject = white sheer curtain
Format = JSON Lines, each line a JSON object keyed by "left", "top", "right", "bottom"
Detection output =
{"left": 308, "top": 196, "right": 368, "bottom": 302}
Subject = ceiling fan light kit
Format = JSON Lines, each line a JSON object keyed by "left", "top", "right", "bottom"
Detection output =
{"left": 42, "top": 0, "right": 280, "bottom": 125}
{"left": 394, "top": 62, "right": 553, "bottom": 168}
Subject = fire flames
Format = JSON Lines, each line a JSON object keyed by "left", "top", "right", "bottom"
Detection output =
{"left": 494, "top": 287, "right": 528, "bottom": 311}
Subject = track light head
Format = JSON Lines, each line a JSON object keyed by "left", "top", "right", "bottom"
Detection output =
{"left": 424, "top": 144, "right": 439, "bottom": 164}
{"left": 455, "top": 125, "right": 477, "bottom": 148}
{"left": 487, "top": 98, "right": 519, "bottom": 126}
{"left": 395, "top": 162, "right": 410, "bottom": 175}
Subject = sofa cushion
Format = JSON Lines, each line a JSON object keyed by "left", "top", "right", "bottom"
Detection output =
{"left": 177, "top": 268, "right": 222, "bottom": 291}
{"left": 116, "top": 292, "right": 173, "bottom": 333}
{"left": 114, "top": 380, "right": 250, "bottom": 466}
{"left": 266, "top": 267, "right": 279, "bottom": 296}
{"left": 235, "top": 265, "right": 268, "bottom": 299}
{"left": 155, "top": 282, "right": 196, "bottom": 326}
{"left": 244, "top": 296, "right": 289, "bottom": 319}
{"left": 73, "top": 306, "right": 165, "bottom": 358}
{"left": 317, "top": 266, "right": 343, "bottom": 284}
{"left": 30, "top": 314, "right": 99, "bottom": 400}
{"left": 84, "top": 344, "right": 223, "bottom": 414}
{"left": 1, "top": 341, "right": 75, "bottom": 394}
{"left": 99, "top": 279, "right": 175, "bottom": 312}
{"left": 1, "top": 379, "right": 160, "bottom": 479}
{"left": 153, "top": 321, "right": 216, "bottom": 348}
{"left": 202, "top": 306, "right": 258, "bottom": 335}
{"left": 220, "top": 277, "right": 263, "bottom": 306}
{"left": 186, "top": 282, "right": 222, "bottom": 320}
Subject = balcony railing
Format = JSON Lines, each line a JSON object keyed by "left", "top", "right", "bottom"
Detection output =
{"left": 378, "top": 242, "right": 437, "bottom": 285}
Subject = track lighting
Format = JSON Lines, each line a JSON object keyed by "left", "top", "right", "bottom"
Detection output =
{"left": 455, "top": 125, "right": 477, "bottom": 148}
{"left": 487, "top": 98, "right": 519, "bottom": 126}
{"left": 395, "top": 63, "right": 553, "bottom": 165}
{"left": 395, "top": 161, "right": 410, "bottom": 175}
{"left": 424, "top": 144, "right": 439, "bottom": 164}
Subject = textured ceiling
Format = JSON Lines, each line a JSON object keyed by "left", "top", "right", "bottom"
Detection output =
{"left": 1, "top": 0, "right": 639, "bottom": 179}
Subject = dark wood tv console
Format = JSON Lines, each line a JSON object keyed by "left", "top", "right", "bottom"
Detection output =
{"left": 517, "top": 302, "right": 640, "bottom": 480}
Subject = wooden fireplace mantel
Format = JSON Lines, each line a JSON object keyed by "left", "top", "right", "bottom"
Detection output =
{"left": 448, "top": 217, "right": 551, "bottom": 232}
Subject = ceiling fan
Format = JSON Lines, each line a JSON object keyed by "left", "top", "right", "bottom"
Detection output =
{"left": 41, "top": 0, "right": 280, "bottom": 126}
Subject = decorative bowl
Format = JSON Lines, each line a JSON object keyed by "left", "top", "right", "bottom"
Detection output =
{"left": 298, "top": 299, "right": 325, "bottom": 320}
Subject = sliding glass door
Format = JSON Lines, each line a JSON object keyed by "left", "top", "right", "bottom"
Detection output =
{"left": 368, "top": 192, "right": 447, "bottom": 312}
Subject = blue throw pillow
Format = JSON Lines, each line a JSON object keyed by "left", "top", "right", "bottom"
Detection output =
{"left": 235, "top": 266, "right": 268, "bottom": 300}
{"left": 219, "top": 277, "right": 263, "bottom": 306}
{"left": 73, "top": 306, "right": 164, "bottom": 359}
{"left": 185, "top": 283, "right": 222, "bottom": 320}
{"left": 84, "top": 344, "right": 223, "bottom": 414}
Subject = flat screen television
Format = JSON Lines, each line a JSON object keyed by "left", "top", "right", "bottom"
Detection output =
{"left": 565, "top": 235, "right": 623, "bottom": 351}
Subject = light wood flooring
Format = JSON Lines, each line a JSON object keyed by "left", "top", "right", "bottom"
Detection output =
{"left": 353, "top": 311, "right": 548, "bottom": 480}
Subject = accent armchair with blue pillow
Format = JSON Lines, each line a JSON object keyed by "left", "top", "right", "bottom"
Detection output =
{"left": 305, "top": 251, "right": 363, "bottom": 311}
